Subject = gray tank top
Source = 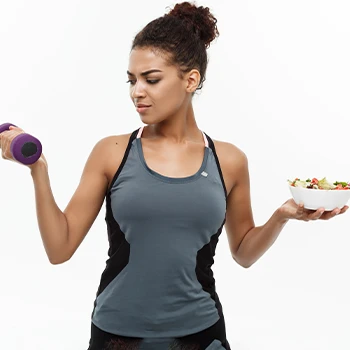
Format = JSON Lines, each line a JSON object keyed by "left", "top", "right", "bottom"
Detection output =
{"left": 91, "top": 126, "right": 228, "bottom": 338}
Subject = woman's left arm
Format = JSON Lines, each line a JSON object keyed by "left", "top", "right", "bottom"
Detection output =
{"left": 224, "top": 147, "right": 348, "bottom": 268}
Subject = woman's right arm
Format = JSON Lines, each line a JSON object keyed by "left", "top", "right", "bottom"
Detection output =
{"left": 30, "top": 138, "right": 110, "bottom": 264}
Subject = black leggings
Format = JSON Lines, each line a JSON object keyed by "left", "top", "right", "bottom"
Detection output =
{"left": 87, "top": 317, "right": 231, "bottom": 350}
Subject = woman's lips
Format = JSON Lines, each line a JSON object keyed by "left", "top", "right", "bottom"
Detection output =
{"left": 136, "top": 105, "right": 151, "bottom": 113}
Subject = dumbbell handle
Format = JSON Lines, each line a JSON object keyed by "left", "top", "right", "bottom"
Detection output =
{"left": 0, "top": 123, "right": 42, "bottom": 165}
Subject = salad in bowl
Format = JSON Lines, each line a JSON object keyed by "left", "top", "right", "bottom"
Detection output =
{"left": 288, "top": 177, "right": 350, "bottom": 211}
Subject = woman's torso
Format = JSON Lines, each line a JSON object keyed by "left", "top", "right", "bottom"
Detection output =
{"left": 90, "top": 126, "right": 238, "bottom": 339}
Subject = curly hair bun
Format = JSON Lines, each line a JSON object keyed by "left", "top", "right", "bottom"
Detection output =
{"left": 167, "top": 1, "right": 219, "bottom": 48}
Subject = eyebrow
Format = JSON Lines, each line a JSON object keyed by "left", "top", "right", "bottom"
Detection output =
{"left": 127, "top": 69, "right": 163, "bottom": 76}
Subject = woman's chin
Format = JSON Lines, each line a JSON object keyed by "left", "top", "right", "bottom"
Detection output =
{"left": 139, "top": 116, "right": 152, "bottom": 124}
{"left": 139, "top": 115, "right": 162, "bottom": 124}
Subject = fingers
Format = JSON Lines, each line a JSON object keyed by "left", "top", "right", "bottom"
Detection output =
{"left": 1, "top": 132, "right": 13, "bottom": 159}
{"left": 318, "top": 205, "right": 348, "bottom": 220}
{"left": 9, "top": 125, "right": 24, "bottom": 132}
{"left": 296, "top": 202, "right": 318, "bottom": 221}
{"left": 294, "top": 202, "right": 306, "bottom": 220}
{"left": 296, "top": 202, "right": 304, "bottom": 216}
{"left": 339, "top": 205, "right": 349, "bottom": 214}
{"left": 297, "top": 204, "right": 312, "bottom": 221}
{"left": 0, "top": 125, "right": 24, "bottom": 139}
{"left": 307, "top": 207, "right": 325, "bottom": 220}
{"left": 328, "top": 206, "right": 347, "bottom": 217}
{"left": 296, "top": 200, "right": 349, "bottom": 221}
{"left": 0, "top": 127, "right": 24, "bottom": 161}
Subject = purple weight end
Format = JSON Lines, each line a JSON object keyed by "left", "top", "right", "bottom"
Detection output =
{"left": 10, "top": 133, "right": 42, "bottom": 165}
{"left": 0, "top": 123, "right": 17, "bottom": 133}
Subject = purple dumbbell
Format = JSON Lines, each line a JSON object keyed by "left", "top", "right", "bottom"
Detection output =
{"left": 0, "top": 123, "right": 42, "bottom": 165}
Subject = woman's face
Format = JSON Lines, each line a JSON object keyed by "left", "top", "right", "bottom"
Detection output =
{"left": 127, "top": 48, "right": 197, "bottom": 124}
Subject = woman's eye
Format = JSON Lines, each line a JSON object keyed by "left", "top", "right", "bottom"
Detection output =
{"left": 126, "top": 79, "right": 159, "bottom": 85}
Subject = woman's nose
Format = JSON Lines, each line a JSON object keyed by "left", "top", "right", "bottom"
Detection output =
{"left": 131, "top": 81, "right": 146, "bottom": 99}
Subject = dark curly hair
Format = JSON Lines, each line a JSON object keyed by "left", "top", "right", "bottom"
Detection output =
{"left": 131, "top": 1, "right": 220, "bottom": 93}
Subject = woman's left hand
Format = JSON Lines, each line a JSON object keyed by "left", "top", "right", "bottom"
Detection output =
{"left": 279, "top": 198, "right": 349, "bottom": 221}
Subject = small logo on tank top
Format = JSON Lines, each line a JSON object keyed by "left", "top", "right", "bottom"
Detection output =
{"left": 201, "top": 171, "right": 208, "bottom": 177}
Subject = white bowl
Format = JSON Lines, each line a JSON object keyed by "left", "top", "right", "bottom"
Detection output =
{"left": 289, "top": 185, "right": 350, "bottom": 211}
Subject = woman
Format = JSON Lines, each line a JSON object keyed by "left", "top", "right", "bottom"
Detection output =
{"left": 0, "top": 2, "right": 347, "bottom": 350}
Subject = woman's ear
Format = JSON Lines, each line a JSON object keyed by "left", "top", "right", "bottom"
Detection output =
{"left": 185, "top": 69, "right": 201, "bottom": 93}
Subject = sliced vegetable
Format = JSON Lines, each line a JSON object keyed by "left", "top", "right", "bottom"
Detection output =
{"left": 288, "top": 177, "right": 350, "bottom": 190}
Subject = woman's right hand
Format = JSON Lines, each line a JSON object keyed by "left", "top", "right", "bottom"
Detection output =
{"left": 0, "top": 125, "right": 48, "bottom": 171}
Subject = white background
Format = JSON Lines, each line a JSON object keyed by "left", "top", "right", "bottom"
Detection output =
{"left": 0, "top": 0, "right": 349, "bottom": 349}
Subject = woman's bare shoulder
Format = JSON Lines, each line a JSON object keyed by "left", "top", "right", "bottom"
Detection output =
{"left": 96, "top": 131, "right": 136, "bottom": 186}
{"left": 211, "top": 138, "right": 248, "bottom": 194}
{"left": 99, "top": 132, "right": 134, "bottom": 147}
{"left": 212, "top": 138, "right": 247, "bottom": 165}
